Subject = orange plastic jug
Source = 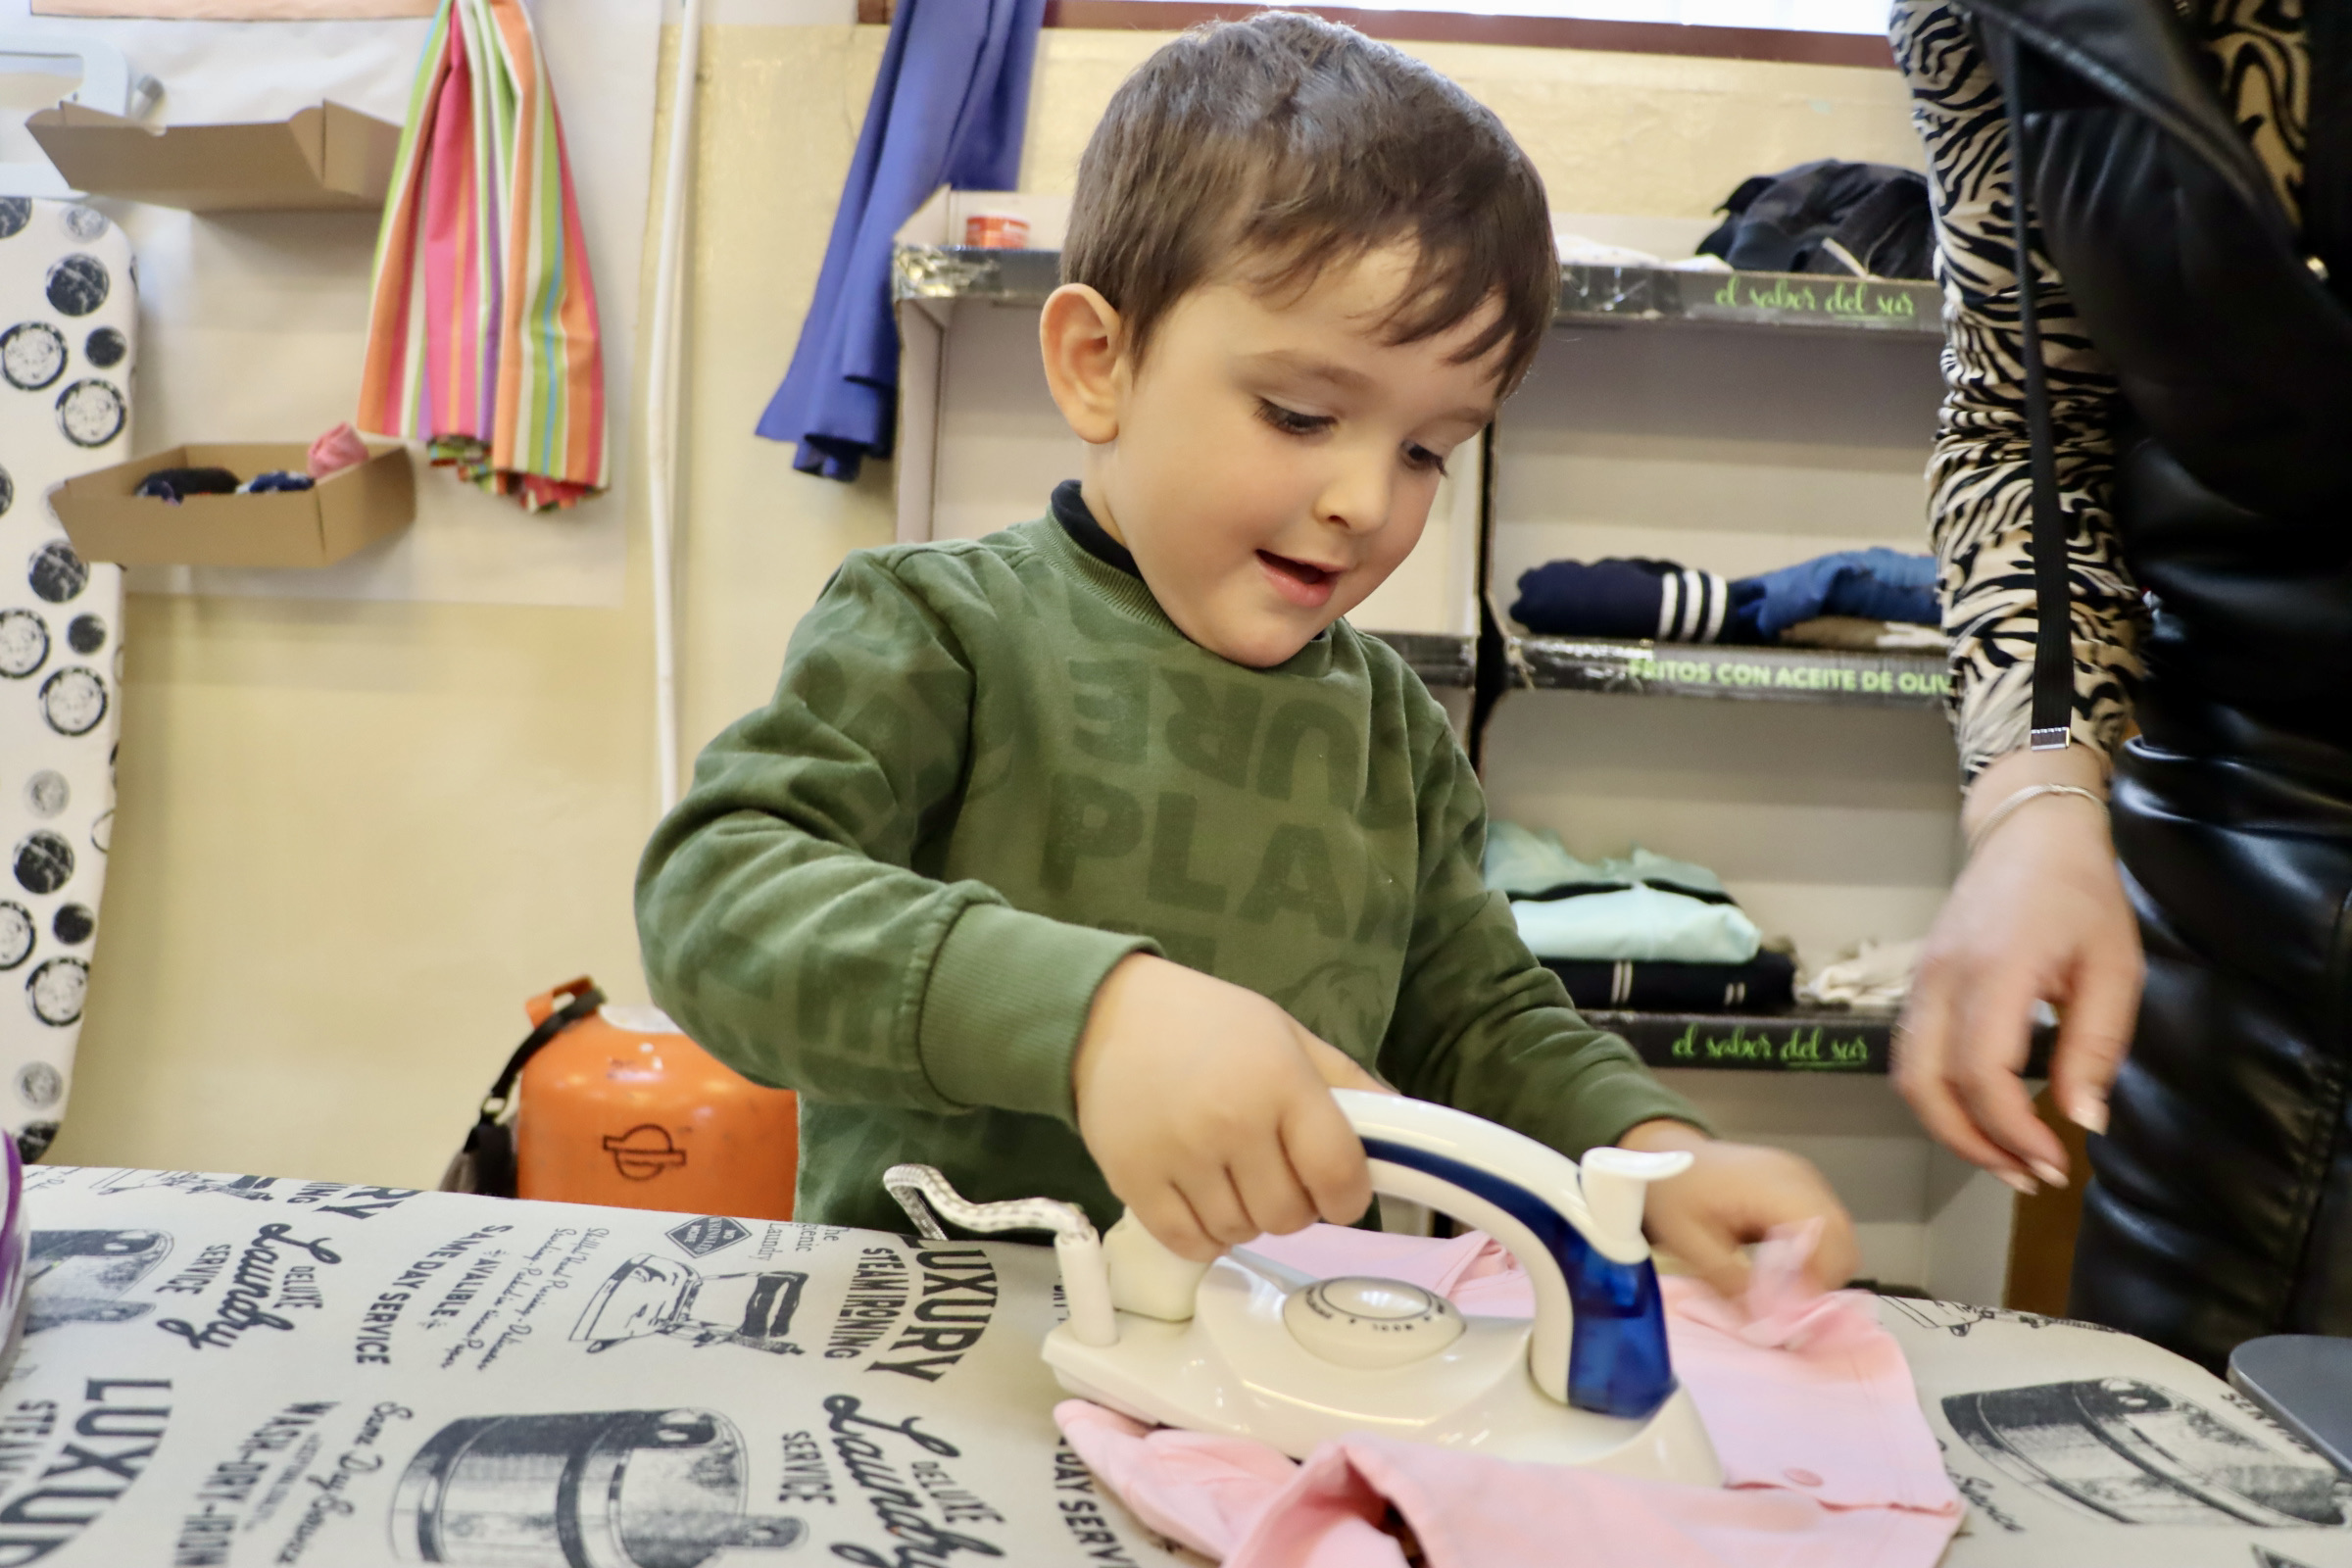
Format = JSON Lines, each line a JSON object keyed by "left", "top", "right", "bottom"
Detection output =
{"left": 513, "top": 978, "right": 798, "bottom": 1220}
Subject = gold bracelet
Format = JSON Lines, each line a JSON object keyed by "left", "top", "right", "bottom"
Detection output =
{"left": 1966, "top": 782, "right": 2105, "bottom": 858}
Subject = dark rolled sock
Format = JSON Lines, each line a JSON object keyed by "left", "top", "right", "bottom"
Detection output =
{"left": 133, "top": 466, "right": 242, "bottom": 503}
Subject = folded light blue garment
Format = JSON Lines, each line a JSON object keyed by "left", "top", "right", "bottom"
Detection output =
{"left": 1511, "top": 887, "right": 1760, "bottom": 964}
{"left": 1484, "top": 822, "right": 1730, "bottom": 902}
{"left": 1486, "top": 821, "right": 1760, "bottom": 964}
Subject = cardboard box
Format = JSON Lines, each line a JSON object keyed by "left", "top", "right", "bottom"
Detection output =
{"left": 26, "top": 101, "right": 402, "bottom": 212}
{"left": 50, "top": 442, "right": 415, "bottom": 567}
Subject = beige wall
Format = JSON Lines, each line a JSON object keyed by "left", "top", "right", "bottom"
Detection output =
{"left": 49, "top": 24, "right": 1923, "bottom": 1186}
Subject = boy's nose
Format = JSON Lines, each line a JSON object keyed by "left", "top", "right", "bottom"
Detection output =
{"left": 1314, "top": 452, "right": 1393, "bottom": 536}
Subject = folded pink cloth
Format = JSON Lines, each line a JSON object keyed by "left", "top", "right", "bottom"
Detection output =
{"left": 1058, "top": 1404, "right": 1963, "bottom": 1568}
{"left": 1055, "top": 1223, "right": 1961, "bottom": 1568}
{"left": 307, "top": 421, "right": 372, "bottom": 480}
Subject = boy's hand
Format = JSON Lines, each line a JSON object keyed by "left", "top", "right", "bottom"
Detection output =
{"left": 1618, "top": 1119, "right": 1859, "bottom": 1301}
{"left": 1074, "top": 953, "right": 1388, "bottom": 1261}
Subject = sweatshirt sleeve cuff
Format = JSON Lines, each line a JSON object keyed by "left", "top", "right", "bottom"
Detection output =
{"left": 917, "top": 902, "right": 1159, "bottom": 1124}
{"left": 1566, "top": 1072, "right": 1715, "bottom": 1155}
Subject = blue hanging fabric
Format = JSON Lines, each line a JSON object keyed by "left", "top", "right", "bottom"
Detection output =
{"left": 757, "top": 0, "right": 1046, "bottom": 481}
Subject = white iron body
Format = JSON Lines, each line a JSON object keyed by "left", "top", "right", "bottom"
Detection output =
{"left": 888, "top": 1090, "right": 1723, "bottom": 1485}
{"left": 1045, "top": 1237, "right": 1718, "bottom": 1478}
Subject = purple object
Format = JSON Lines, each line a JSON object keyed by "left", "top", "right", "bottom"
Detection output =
{"left": 0, "top": 1132, "right": 24, "bottom": 1361}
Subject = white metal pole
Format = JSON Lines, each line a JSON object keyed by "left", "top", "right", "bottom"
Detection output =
{"left": 647, "top": 0, "right": 706, "bottom": 817}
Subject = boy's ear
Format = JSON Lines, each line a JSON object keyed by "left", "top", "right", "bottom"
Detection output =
{"left": 1040, "top": 284, "right": 1124, "bottom": 446}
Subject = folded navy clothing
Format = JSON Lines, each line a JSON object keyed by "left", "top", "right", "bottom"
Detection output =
{"left": 133, "top": 466, "right": 241, "bottom": 504}
{"left": 1510, "top": 558, "right": 1737, "bottom": 642}
{"left": 1511, "top": 549, "right": 1936, "bottom": 645}
{"left": 1543, "top": 951, "right": 1798, "bottom": 1013}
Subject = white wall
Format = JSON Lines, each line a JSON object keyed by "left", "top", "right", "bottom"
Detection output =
{"left": 53, "top": 23, "right": 1936, "bottom": 1198}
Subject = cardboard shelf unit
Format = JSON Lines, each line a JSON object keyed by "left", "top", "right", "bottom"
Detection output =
{"left": 1589, "top": 1008, "right": 2055, "bottom": 1077}
{"left": 27, "top": 101, "right": 402, "bottom": 212}
{"left": 893, "top": 245, "right": 1945, "bottom": 341}
{"left": 1508, "top": 634, "right": 1949, "bottom": 709}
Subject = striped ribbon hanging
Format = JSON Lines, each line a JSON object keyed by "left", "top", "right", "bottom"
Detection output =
{"left": 358, "top": 0, "right": 607, "bottom": 513}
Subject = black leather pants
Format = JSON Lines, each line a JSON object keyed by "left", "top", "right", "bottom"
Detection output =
{"left": 2070, "top": 696, "right": 2352, "bottom": 1371}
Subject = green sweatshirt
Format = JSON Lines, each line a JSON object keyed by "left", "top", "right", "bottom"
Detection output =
{"left": 635, "top": 513, "right": 1702, "bottom": 1234}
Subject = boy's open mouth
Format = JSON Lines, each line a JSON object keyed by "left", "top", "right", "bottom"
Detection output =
{"left": 1257, "top": 550, "right": 1339, "bottom": 608}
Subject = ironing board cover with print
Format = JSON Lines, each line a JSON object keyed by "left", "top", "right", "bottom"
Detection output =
{"left": 0, "top": 198, "right": 127, "bottom": 1162}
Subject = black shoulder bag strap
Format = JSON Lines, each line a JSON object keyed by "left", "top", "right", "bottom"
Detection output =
{"left": 439, "top": 976, "right": 607, "bottom": 1197}
{"left": 1995, "top": 24, "right": 2079, "bottom": 752}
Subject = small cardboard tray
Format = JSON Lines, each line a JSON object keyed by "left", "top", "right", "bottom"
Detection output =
{"left": 26, "top": 101, "right": 402, "bottom": 212}
{"left": 50, "top": 442, "right": 415, "bottom": 567}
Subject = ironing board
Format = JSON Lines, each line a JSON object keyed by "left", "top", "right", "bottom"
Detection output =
{"left": 0, "top": 200, "right": 129, "bottom": 1163}
{"left": 0, "top": 1168, "right": 2345, "bottom": 1566}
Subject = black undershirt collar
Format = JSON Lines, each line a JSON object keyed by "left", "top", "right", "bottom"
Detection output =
{"left": 1052, "top": 479, "right": 1141, "bottom": 578}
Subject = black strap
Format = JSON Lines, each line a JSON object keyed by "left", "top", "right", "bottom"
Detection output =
{"left": 472, "top": 977, "right": 605, "bottom": 1127}
{"left": 1997, "top": 25, "right": 2077, "bottom": 752}
{"left": 2308, "top": 0, "right": 2352, "bottom": 303}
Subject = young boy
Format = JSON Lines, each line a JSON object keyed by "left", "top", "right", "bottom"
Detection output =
{"left": 639, "top": 14, "right": 1857, "bottom": 1297}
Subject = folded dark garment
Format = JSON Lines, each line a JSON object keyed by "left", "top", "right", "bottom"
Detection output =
{"left": 1543, "top": 951, "right": 1797, "bottom": 1013}
{"left": 133, "top": 466, "right": 241, "bottom": 503}
{"left": 1512, "top": 550, "right": 1937, "bottom": 647}
{"left": 1510, "top": 558, "right": 1738, "bottom": 642}
{"left": 241, "top": 469, "right": 316, "bottom": 494}
{"left": 1698, "top": 160, "right": 1934, "bottom": 281}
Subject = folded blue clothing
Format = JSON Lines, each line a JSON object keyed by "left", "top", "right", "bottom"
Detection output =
{"left": 1509, "top": 548, "right": 1936, "bottom": 645}
{"left": 1730, "top": 546, "right": 1936, "bottom": 640}
{"left": 1485, "top": 823, "right": 1760, "bottom": 965}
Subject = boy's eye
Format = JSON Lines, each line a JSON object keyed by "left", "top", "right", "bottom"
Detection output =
{"left": 1403, "top": 443, "right": 1448, "bottom": 476}
{"left": 1255, "top": 399, "right": 1332, "bottom": 437}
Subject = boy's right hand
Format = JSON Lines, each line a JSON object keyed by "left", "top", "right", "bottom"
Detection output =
{"left": 1073, "top": 953, "right": 1385, "bottom": 1261}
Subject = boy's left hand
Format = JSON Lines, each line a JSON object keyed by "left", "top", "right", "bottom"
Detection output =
{"left": 1616, "top": 1119, "right": 1859, "bottom": 1302}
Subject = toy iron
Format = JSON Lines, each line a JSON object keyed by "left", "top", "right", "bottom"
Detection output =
{"left": 886, "top": 1089, "right": 1722, "bottom": 1484}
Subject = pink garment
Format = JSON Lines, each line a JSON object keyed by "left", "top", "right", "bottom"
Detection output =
{"left": 307, "top": 421, "right": 372, "bottom": 480}
{"left": 1054, "top": 1223, "right": 1960, "bottom": 1568}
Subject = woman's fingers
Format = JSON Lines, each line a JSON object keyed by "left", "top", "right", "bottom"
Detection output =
{"left": 1895, "top": 959, "right": 2037, "bottom": 1187}
{"left": 1945, "top": 961, "right": 2073, "bottom": 1187}
{"left": 2048, "top": 923, "right": 2143, "bottom": 1137}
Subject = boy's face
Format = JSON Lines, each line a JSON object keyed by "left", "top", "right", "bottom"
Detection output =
{"left": 1078, "top": 246, "right": 1504, "bottom": 668}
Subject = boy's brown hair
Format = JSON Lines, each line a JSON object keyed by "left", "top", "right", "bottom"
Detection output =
{"left": 1062, "top": 11, "right": 1555, "bottom": 395}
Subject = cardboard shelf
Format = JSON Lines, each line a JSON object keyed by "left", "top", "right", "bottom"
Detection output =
{"left": 27, "top": 101, "right": 401, "bottom": 213}
{"left": 893, "top": 246, "right": 1943, "bottom": 339}
{"left": 52, "top": 442, "right": 415, "bottom": 568}
{"left": 1555, "top": 264, "right": 1941, "bottom": 338}
{"left": 1508, "top": 634, "right": 1949, "bottom": 709}
{"left": 1593, "top": 1007, "right": 2055, "bottom": 1077}
{"left": 1366, "top": 630, "right": 1474, "bottom": 689}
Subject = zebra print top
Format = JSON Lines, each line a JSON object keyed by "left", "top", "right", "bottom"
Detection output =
{"left": 1891, "top": 0, "right": 2309, "bottom": 781}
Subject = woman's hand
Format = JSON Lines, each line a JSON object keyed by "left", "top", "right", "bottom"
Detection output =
{"left": 1894, "top": 747, "right": 2143, "bottom": 1192}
